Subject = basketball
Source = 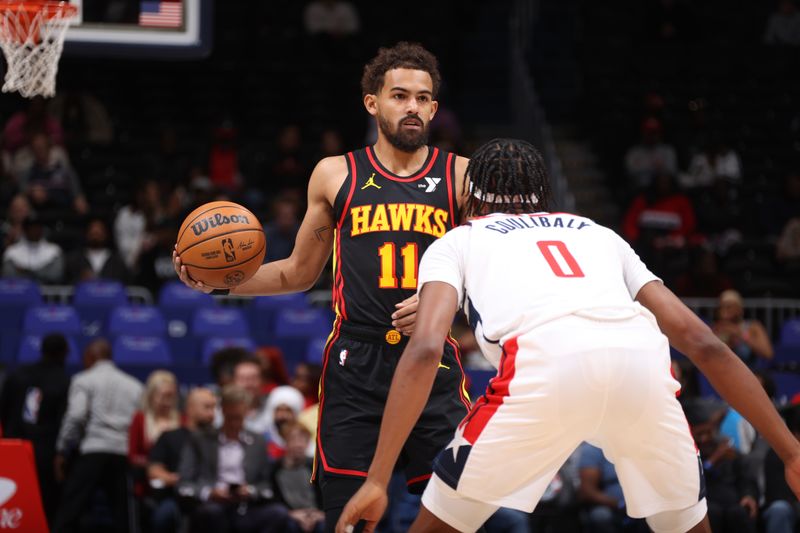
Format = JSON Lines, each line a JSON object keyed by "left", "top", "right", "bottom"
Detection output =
{"left": 176, "top": 201, "right": 266, "bottom": 289}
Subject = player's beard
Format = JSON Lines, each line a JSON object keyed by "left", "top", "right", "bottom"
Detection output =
{"left": 378, "top": 114, "right": 429, "bottom": 153}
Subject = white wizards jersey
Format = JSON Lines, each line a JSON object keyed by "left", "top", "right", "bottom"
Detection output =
{"left": 417, "top": 212, "right": 661, "bottom": 367}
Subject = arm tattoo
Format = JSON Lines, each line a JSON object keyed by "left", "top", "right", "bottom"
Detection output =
{"left": 314, "top": 225, "right": 331, "bottom": 242}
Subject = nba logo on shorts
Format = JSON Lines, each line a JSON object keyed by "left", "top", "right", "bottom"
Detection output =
{"left": 339, "top": 349, "right": 348, "bottom": 366}
{"left": 222, "top": 238, "right": 236, "bottom": 262}
{"left": 22, "top": 387, "right": 41, "bottom": 424}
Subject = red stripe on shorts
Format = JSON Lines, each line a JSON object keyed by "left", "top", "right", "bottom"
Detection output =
{"left": 460, "top": 336, "right": 518, "bottom": 444}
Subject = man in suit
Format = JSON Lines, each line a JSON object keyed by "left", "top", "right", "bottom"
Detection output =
{"left": 178, "top": 385, "right": 290, "bottom": 533}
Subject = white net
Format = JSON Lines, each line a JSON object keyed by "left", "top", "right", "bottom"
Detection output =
{"left": 0, "top": 2, "right": 76, "bottom": 98}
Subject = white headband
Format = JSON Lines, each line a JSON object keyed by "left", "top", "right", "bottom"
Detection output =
{"left": 470, "top": 183, "right": 538, "bottom": 204}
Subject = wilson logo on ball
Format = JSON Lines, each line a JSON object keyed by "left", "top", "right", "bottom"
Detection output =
{"left": 191, "top": 214, "right": 251, "bottom": 237}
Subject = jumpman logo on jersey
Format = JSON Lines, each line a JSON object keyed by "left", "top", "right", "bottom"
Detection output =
{"left": 361, "top": 173, "right": 382, "bottom": 190}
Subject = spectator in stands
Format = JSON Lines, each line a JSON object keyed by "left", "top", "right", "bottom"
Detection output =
{"left": 15, "top": 131, "right": 88, "bottom": 215}
{"left": 264, "top": 196, "right": 300, "bottom": 263}
{"left": 303, "top": 0, "right": 360, "bottom": 38}
{"left": 129, "top": 370, "right": 180, "bottom": 496}
{"left": 693, "top": 177, "right": 743, "bottom": 255}
{"left": 2, "top": 214, "right": 64, "bottom": 283}
{"left": 2, "top": 96, "right": 64, "bottom": 154}
{"left": 318, "top": 128, "right": 344, "bottom": 160}
{"left": 256, "top": 346, "right": 291, "bottom": 395}
{"left": 53, "top": 338, "right": 143, "bottom": 533}
{"left": 686, "top": 400, "right": 759, "bottom": 533}
{"left": 147, "top": 387, "right": 217, "bottom": 533}
{"left": 763, "top": 406, "right": 800, "bottom": 533}
{"left": 765, "top": 0, "right": 800, "bottom": 46}
{"left": 114, "top": 181, "right": 150, "bottom": 271}
{"left": 264, "top": 385, "right": 306, "bottom": 460}
{"left": 208, "top": 119, "right": 243, "bottom": 194}
{"left": 578, "top": 442, "right": 647, "bottom": 533}
{"left": 681, "top": 136, "right": 742, "bottom": 189}
{"left": 674, "top": 248, "right": 734, "bottom": 297}
{"left": 144, "top": 124, "right": 193, "bottom": 187}
{"left": 712, "top": 289, "right": 774, "bottom": 366}
{"left": 233, "top": 356, "right": 272, "bottom": 435}
{"left": 272, "top": 422, "right": 326, "bottom": 533}
{"left": 624, "top": 117, "right": 678, "bottom": 190}
{"left": 291, "top": 362, "right": 322, "bottom": 409}
{"left": 49, "top": 90, "right": 114, "bottom": 147}
{"left": 0, "top": 333, "right": 71, "bottom": 526}
{"left": 210, "top": 347, "right": 250, "bottom": 391}
{"left": 135, "top": 217, "right": 179, "bottom": 293}
{"left": 0, "top": 194, "right": 30, "bottom": 252}
{"left": 177, "top": 385, "right": 290, "bottom": 533}
{"left": 622, "top": 172, "right": 697, "bottom": 252}
{"left": 64, "top": 218, "right": 129, "bottom": 283}
{"left": 271, "top": 124, "right": 308, "bottom": 192}
{"left": 776, "top": 215, "right": 800, "bottom": 271}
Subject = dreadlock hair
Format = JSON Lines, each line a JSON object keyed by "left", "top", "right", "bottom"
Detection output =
{"left": 464, "top": 138, "right": 552, "bottom": 218}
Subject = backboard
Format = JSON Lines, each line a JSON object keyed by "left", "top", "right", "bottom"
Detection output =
{"left": 63, "top": 0, "right": 212, "bottom": 58}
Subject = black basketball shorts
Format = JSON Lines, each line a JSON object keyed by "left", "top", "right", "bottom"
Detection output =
{"left": 313, "top": 319, "right": 471, "bottom": 494}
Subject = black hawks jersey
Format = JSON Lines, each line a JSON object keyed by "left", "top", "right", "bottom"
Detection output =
{"left": 331, "top": 145, "right": 460, "bottom": 328}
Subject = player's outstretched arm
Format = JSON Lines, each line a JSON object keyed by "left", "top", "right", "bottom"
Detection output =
{"left": 636, "top": 281, "right": 800, "bottom": 496}
{"left": 174, "top": 157, "right": 344, "bottom": 296}
{"left": 336, "top": 281, "right": 459, "bottom": 533}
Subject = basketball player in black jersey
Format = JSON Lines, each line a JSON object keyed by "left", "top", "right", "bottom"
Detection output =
{"left": 174, "top": 42, "right": 471, "bottom": 530}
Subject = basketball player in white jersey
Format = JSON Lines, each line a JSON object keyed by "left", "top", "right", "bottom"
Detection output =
{"left": 337, "top": 139, "right": 800, "bottom": 533}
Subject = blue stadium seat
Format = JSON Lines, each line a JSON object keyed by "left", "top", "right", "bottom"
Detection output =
{"left": 191, "top": 308, "right": 250, "bottom": 338}
{"left": 273, "top": 308, "right": 332, "bottom": 368}
{"left": 158, "top": 281, "right": 215, "bottom": 337}
{"left": 112, "top": 336, "right": 172, "bottom": 366}
{"left": 74, "top": 280, "right": 128, "bottom": 337}
{"left": 304, "top": 337, "right": 329, "bottom": 364}
{"left": 780, "top": 318, "right": 800, "bottom": 348}
{"left": 22, "top": 306, "right": 81, "bottom": 335}
{"left": 17, "top": 335, "right": 81, "bottom": 365}
{"left": 107, "top": 306, "right": 167, "bottom": 336}
{"left": 201, "top": 337, "right": 256, "bottom": 364}
{"left": 274, "top": 308, "right": 332, "bottom": 339}
{"left": 248, "top": 293, "right": 309, "bottom": 344}
{"left": 0, "top": 279, "right": 42, "bottom": 333}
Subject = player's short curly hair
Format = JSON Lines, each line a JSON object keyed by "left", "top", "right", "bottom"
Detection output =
{"left": 361, "top": 42, "right": 441, "bottom": 98}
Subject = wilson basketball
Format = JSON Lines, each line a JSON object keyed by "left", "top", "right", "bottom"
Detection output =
{"left": 176, "top": 201, "right": 266, "bottom": 289}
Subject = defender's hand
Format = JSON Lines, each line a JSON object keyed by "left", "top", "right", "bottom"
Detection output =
{"left": 173, "top": 246, "right": 213, "bottom": 294}
{"left": 335, "top": 479, "right": 388, "bottom": 533}
{"left": 392, "top": 293, "right": 418, "bottom": 336}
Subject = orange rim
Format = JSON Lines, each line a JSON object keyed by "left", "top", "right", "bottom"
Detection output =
{"left": 0, "top": 1, "right": 77, "bottom": 19}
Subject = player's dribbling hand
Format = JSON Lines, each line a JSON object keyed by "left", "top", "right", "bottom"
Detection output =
{"left": 392, "top": 293, "right": 418, "bottom": 336}
{"left": 335, "top": 479, "right": 388, "bottom": 533}
{"left": 173, "top": 246, "right": 213, "bottom": 294}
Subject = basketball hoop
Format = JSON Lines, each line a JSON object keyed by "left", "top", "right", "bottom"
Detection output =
{"left": 0, "top": 1, "right": 77, "bottom": 98}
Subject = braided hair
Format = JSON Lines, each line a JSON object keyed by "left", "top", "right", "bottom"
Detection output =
{"left": 464, "top": 138, "right": 552, "bottom": 218}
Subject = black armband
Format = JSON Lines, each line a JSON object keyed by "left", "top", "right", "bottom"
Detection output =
{"left": 210, "top": 289, "right": 230, "bottom": 296}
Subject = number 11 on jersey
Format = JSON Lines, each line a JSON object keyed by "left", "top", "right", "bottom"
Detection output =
{"left": 378, "top": 242, "right": 419, "bottom": 289}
